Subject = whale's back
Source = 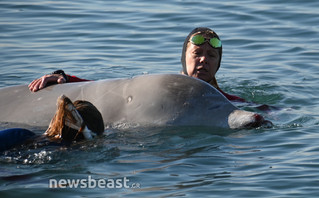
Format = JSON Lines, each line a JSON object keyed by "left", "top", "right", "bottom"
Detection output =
{"left": 0, "top": 74, "right": 242, "bottom": 128}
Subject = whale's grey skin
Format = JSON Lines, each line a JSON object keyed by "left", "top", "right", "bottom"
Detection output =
{"left": 0, "top": 74, "right": 261, "bottom": 129}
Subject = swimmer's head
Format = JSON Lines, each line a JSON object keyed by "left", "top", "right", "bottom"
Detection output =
{"left": 45, "top": 95, "right": 104, "bottom": 142}
{"left": 181, "top": 27, "right": 223, "bottom": 83}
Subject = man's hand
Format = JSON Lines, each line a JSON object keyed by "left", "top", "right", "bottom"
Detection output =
{"left": 28, "top": 74, "right": 66, "bottom": 92}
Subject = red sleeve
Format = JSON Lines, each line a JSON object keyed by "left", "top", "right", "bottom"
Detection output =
{"left": 217, "top": 87, "right": 276, "bottom": 112}
{"left": 67, "top": 75, "right": 92, "bottom": 83}
{"left": 217, "top": 88, "right": 246, "bottom": 102}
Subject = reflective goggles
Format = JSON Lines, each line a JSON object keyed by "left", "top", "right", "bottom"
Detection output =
{"left": 189, "top": 34, "right": 222, "bottom": 48}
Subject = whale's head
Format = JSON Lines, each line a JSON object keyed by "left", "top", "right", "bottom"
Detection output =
{"left": 119, "top": 74, "right": 273, "bottom": 129}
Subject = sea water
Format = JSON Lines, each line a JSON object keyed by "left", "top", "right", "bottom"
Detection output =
{"left": 1, "top": 0, "right": 319, "bottom": 197}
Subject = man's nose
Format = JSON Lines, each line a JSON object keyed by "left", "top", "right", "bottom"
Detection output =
{"left": 199, "top": 55, "right": 209, "bottom": 67}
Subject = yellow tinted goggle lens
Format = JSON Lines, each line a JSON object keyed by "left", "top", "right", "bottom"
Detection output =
{"left": 190, "top": 35, "right": 222, "bottom": 48}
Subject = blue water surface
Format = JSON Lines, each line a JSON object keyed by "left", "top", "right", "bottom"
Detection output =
{"left": 1, "top": 0, "right": 319, "bottom": 197}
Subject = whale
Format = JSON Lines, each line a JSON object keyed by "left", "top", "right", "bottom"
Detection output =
{"left": 0, "top": 74, "right": 269, "bottom": 129}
